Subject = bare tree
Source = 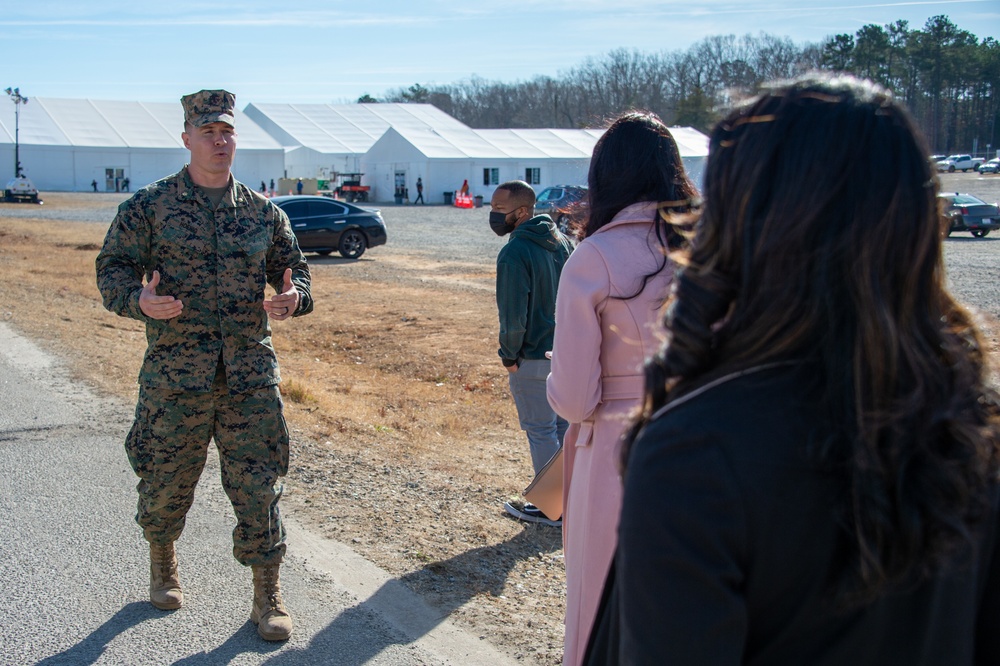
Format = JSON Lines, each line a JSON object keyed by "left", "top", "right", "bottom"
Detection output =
{"left": 365, "top": 18, "right": 995, "bottom": 154}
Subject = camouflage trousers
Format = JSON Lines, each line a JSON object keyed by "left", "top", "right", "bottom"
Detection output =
{"left": 125, "top": 370, "right": 289, "bottom": 566}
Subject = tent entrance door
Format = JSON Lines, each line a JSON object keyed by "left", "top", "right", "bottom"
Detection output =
{"left": 394, "top": 170, "right": 406, "bottom": 202}
{"left": 105, "top": 168, "right": 125, "bottom": 192}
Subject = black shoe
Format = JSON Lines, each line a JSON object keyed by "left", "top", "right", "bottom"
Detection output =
{"left": 504, "top": 501, "right": 562, "bottom": 527}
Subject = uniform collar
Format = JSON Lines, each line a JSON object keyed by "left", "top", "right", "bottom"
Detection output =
{"left": 177, "top": 166, "right": 245, "bottom": 209}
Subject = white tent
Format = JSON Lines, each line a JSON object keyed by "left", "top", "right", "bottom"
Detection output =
{"left": 362, "top": 126, "right": 709, "bottom": 204}
{"left": 0, "top": 98, "right": 285, "bottom": 192}
{"left": 1, "top": 96, "right": 709, "bottom": 199}
{"left": 242, "top": 102, "right": 470, "bottom": 182}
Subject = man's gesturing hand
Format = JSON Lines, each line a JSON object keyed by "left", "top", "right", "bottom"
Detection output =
{"left": 138, "top": 270, "right": 183, "bottom": 320}
{"left": 264, "top": 268, "right": 300, "bottom": 321}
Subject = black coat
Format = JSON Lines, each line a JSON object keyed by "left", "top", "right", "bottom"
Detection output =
{"left": 586, "top": 363, "right": 1000, "bottom": 665}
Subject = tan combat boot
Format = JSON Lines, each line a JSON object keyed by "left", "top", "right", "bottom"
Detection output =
{"left": 149, "top": 542, "right": 183, "bottom": 610}
{"left": 251, "top": 564, "right": 293, "bottom": 641}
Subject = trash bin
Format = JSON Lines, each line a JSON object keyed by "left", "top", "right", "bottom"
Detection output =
{"left": 474, "top": 195, "right": 484, "bottom": 208}
{"left": 443, "top": 191, "right": 454, "bottom": 205}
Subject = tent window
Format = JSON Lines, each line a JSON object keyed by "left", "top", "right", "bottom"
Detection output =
{"left": 483, "top": 168, "right": 499, "bottom": 185}
{"left": 525, "top": 168, "right": 540, "bottom": 185}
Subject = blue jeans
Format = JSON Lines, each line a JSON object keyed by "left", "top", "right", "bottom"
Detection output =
{"left": 508, "top": 358, "right": 568, "bottom": 476}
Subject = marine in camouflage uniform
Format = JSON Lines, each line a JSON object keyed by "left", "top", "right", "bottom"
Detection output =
{"left": 95, "top": 89, "right": 311, "bottom": 641}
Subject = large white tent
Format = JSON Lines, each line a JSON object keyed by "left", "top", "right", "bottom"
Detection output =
{"left": 242, "top": 102, "right": 470, "bottom": 182}
{"left": 362, "top": 126, "right": 709, "bottom": 204}
{"left": 0, "top": 98, "right": 285, "bottom": 192}
{"left": 1, "top": 96, "right": 709, "bottom": 201}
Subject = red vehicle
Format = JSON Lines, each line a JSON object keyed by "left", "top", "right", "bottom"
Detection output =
{"left": 333, "top": 173, "right": 370, "bottom": 203}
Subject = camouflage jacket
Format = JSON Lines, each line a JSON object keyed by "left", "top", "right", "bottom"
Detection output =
{"left": 96, "top": 166, "right": 313, "bottom": 393}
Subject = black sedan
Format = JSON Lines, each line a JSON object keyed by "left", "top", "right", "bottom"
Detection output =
{"left": 938, "top": 193, "right": 1000, "bottom": 238}
{"left": 272, "top": 195, "right": 387, "bottom": 258}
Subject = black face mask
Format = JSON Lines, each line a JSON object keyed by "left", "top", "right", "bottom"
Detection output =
{"left": 489, "top": 210, "right": 517, "bottom": 236}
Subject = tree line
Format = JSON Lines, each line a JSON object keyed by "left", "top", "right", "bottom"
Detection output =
{"left": 361, "top": 15, "right": 998, "bottom": 156}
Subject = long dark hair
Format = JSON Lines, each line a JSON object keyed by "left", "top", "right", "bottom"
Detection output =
{"left": 579, "top": 111, "right": 699, "bottom": 298}
{"left": 626, "top": 75, "right": 1000, "bottom": 604}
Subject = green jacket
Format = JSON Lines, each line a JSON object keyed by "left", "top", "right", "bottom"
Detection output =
{"left": 96, "top": 166, "right": 313, "bottom": 393}
{"left": 496, "top": 214, "right": 573, "bottom": 366}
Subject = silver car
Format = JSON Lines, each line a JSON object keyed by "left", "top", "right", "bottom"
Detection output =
{"left": 978, "top": 158, "right": 1000, "bottom": 175}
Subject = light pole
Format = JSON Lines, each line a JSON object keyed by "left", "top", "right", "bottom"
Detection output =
{"left": 5, "top": 86, "right": 28, "bottom": 178}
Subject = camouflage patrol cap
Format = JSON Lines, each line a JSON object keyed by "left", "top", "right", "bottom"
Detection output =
{"left": 181, "top": 89, "right": 236, "bottom": 128}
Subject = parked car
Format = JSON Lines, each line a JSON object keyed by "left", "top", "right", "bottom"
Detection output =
{"left": 938, "top": 192, "right": 1000, "bottom": 238}
{"left": 534, "top": 185, "right": 588, "bottom": 232}
{"left": 272, "top": 195, "right": 387, "bottom": 258}
{"left": 935, "top": 154, "right": 984, "bottom": 172}
{"left": 978, "top": 158, "right": 1000, "bottom": 175}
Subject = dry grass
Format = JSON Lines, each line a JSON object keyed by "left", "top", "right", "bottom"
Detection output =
{"left": 0, "top": 211, "right": 567, "bottom": 664}
{"left": 0, "top": 215, "right": 513, "bottom": 465}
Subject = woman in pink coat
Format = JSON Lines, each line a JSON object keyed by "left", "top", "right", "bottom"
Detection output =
{"left": 547, "top": 112, "right": 698, "bottom": 666}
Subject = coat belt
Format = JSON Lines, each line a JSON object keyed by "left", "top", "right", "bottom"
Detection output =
{"left": 601, "top": 375, "right": 644, "bottom": 401}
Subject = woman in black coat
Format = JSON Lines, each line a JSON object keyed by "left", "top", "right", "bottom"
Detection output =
{"left": 586, "top": 75, "right": 1000, "bottom": 665}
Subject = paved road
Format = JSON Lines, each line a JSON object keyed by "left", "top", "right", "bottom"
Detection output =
{"left": 0, "top": 322, "right": 514, "bottom": 665}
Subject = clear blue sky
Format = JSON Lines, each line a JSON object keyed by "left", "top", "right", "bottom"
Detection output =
{"left": 3, "top": 1, "right": 997, "bottom": 106}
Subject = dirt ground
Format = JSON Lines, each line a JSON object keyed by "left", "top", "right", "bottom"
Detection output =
{"left": 2, "top": 176, "right": 998, "bottom": 664}
{"left": 0, "top": 194, "right": 567, "bottom": 664}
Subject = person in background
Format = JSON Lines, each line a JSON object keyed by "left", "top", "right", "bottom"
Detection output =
{"left": 586, "top": 75, "right": 1000, "bottom": 664}
{"left": 260, "top": 180, "right": 267, "bottom": 194}
{"left": 460, "top": 179, "right": 469, "bottom": 196}
{"left": 91, "top": 179, "right": 98, "bottom": 192}
{"left": 414, "top": 177, "right": 424, "bottom": 204}
{"left": 547, "top": 111, "right": 698, "bottom": 666}
{"left": 296, "top": 178, "right": 303, "bottom": 195}
{"left": 96, "top": 89, "right": 314, "bottom": 643}
{"left": 491, "top": 180, "right": 573, "bottom": 526}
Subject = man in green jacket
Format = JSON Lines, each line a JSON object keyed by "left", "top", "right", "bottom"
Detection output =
{"left": 490, "top": 180, "right": 573, "bottom": 526}
{"left": 96, "top": 89, "right": 311, "bottom": 641}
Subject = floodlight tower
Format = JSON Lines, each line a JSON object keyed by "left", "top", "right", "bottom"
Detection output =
{"left": 5, "top": 86, "right": 29, "bottom": 178}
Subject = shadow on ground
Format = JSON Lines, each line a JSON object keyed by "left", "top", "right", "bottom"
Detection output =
{"left": 263, "top": 524, "right": 561, "bottom": 665}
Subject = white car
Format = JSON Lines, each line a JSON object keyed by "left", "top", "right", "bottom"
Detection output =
{"left": 978, "top": 158, "right": 1000, "bottom": 175}
{"left": 935, "top": 154, "right": 984, "bottom": 172}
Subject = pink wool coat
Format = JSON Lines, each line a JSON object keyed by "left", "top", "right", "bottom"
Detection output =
{"left": 546, "top": 201, "right": 674, "bottom": 666}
